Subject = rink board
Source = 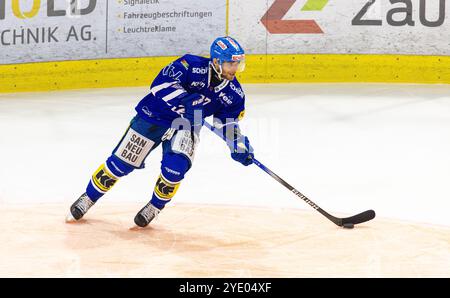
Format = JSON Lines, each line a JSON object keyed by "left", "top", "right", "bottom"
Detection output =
{"left": 1, "top": 54, "right": 450, "bottom": 93}
{"left": 1, "top": 0, "right": 450, "bottom": 92}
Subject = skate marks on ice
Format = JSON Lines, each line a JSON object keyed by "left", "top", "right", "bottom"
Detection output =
{"left": 0, "top": 203, "right": 449, "bottom": 277}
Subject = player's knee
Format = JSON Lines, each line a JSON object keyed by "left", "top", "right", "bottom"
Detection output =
{"left": 161, "top": 153, "right": 190, "bottom": 183}
{"left": 106, "top": 155, "right": 135, "bottom": 177}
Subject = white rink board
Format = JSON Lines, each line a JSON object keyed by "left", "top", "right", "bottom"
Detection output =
{"left": 0, "top": 0, "right": 226, "bottom": 64}
{"left": 230, "top": 0, "right": 450, "bottom": 55}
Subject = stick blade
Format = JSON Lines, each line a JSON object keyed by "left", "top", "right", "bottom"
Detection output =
{"left": 341, "top": 210, "right": 376, "bottom": 226}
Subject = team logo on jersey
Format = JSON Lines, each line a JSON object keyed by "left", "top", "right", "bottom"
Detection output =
{"left": 217, "top": 40, "right": 228, "bottom": 50}
{"left": 162, "top": 63, "right": 183, "bottom": 82}
{"left": 180, "top": 60, "right": 190, "bottom": 70}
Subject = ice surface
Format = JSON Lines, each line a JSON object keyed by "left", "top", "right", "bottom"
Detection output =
{"left": 1, "top": 83, "right": 449, "bottom": 226}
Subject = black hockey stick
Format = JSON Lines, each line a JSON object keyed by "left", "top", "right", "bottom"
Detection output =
{"left": 204, "top": 121, "right": 376, "bottom": 228}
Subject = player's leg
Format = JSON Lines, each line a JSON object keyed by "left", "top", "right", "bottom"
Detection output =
{"left": 68, "top": 115, "right": 173, "bottom": 221}
{"left": 69, "top": 155, "right": 134, "bottom": 220}
{"left": 134, "top": 130, "right": 198, "bottom": 227}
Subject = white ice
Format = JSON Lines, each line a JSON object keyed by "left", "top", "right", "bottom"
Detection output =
{"left": 1, "top": 83, "right": 449, "bottom": 226}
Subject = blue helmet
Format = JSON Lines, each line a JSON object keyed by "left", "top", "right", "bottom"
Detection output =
{"left": 210, "top": 36, "right": 246, "bottom": 72}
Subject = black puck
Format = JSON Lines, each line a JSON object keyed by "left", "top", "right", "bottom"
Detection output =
{"left": 343, "top": 223, "right": 354, "bottom": 229}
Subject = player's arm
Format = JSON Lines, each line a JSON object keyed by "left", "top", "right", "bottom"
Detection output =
{"left": 149, "top": 57, "right": 191, "bottom": 102}
{"left": 150, "top": 57, "right": 205, "bottom": 125}
{"left": 213, "top": 97, "right": 254, "bottom": 166}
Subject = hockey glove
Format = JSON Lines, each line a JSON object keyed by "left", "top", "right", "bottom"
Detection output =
{"left": 230, "top": 135, "right": 254, "bottom": 166}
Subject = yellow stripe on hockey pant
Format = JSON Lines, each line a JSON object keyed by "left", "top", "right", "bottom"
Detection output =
{"left": 154, "top": 174, "right": 180, "bottom": 201}
{"left": 92, "top": 164, "right": 118, "bottom": 192}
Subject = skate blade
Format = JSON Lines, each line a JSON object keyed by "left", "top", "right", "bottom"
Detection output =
{"left": 65, "top": 213, "right": 76, "bottom": 223}
{"left": 129, "top": 226, "right": 142, "bottom": 231}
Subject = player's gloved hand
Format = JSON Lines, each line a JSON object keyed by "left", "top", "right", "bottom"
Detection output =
{"left": 229, "top": 135, "right": 254, "bottom": 166}
{"left": 180, "top": 93, "right": 206, "bottom": 128}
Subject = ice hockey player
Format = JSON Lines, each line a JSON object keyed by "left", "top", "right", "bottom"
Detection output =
{"left": 67, "top": 36, "right": 254, "bottom": 227}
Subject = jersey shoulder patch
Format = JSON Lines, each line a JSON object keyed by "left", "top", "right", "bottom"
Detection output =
{"left": 180, "top": 54, "right": 210, "bottom": 66}
{"left": 178, "top": 54, "right": 210, "bottom": 76}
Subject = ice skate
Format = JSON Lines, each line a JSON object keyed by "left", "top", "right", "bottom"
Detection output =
{"left": 134, "top": 202, "right": 161, "bottom": 227}
{"left": 66, "top": 193, "right": 95, "bottom": 222}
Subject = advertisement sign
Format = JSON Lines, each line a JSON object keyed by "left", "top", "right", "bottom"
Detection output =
{"left": 230, "top": 0, "right": 450, "bottom": 55}
{"left": 0, "top": 0, "right": 226, "bottom": 64}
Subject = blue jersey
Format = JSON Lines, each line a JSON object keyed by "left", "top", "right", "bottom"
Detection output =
{"left": 135, "top": 54, "right": 246, "bottom": 129}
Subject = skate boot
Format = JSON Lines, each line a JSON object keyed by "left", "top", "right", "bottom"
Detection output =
{"left": 134, "top": 202, "right": 161, "bottom": 227}
{"left": 67, "top": 193, "right": 95, "bottom": 221}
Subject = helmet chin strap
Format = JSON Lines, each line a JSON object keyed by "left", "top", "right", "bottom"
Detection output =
{"left": 211, "top": 60, "right": 224, "bottom": 80}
